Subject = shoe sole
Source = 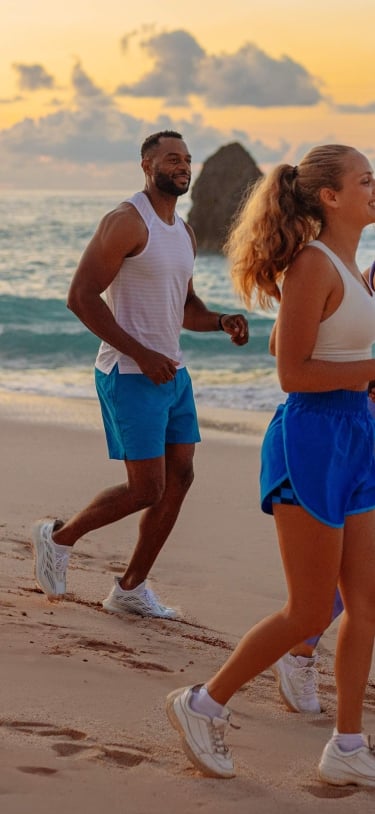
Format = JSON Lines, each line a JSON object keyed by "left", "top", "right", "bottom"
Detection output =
{"left": 318, "top": 765, "right": 375, "bottom": 787}
{"left": 166, "top": 688, "right": 235, "bottom": 779}
{"left": 31, "top": 521, "right": 64, "bottom": 601}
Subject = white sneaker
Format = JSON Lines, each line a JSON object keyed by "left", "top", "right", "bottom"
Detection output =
{"left": 272, "top": 653, "right": 321, "bottom": 713}
{"left": 166, "top": 685, "right": 235, "bottom": 778}
{"left": 102, "top": 577, "right": 178, "bottom": 619}
{"left": 31, "top": 520, "right": 70, "bottom": 598}
{"left": 319, "top": 737, "right": 375, "bottom": 786}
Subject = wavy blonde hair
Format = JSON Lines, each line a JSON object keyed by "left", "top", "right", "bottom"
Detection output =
{"left": 225, "top": 144, "right": 358, "bottom": 310}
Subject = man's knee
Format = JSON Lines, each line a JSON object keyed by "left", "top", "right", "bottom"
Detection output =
{"left": 175, "top": 462, "right": 195, "bottom": 494}
{"left": 126, "top": 463, "right": 166, "bottom": 509}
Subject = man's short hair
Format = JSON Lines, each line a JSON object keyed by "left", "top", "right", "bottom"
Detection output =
{"left": 141, "top": 130, "right": 183, "bottom": 159}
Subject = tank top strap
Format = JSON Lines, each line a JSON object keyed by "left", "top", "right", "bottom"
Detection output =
{"left": 126, "top": 191, "right": 156, "bottom": 229}
{"left": 308, "top": 240, "right": 349, "bottom": 280}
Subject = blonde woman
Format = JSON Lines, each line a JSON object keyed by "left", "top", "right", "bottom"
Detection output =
{"left": 166, "top": 145, "right": 375, "bottom": 786}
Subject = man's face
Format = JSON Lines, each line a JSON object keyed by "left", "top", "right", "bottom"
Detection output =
{"left": 145, "top": 138, "right": 192, "bottom": 197}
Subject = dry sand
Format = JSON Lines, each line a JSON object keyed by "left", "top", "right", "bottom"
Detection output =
{"left": 1, "top": 392, "right": 375, "bottom": 813}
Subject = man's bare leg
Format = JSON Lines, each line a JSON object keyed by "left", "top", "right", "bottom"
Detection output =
{"left": 120, "top": 443, "right": 195, "bottom": 589}
{"left": 52, "top": 443, "right": 194, "bottom": 587}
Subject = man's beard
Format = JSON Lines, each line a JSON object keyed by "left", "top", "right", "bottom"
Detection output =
{"left": 155, "top": 171, "right": 190, "bottom": 197}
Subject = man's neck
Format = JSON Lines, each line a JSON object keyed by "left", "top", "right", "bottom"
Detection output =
{"left": 142, "top": 188, "right": 177, "bottom": 225}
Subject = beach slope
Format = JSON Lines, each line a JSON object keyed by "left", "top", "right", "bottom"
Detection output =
{"left": 1, "top": 394, "right": 374, "bottom": 813}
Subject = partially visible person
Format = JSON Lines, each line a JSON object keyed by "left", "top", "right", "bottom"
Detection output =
{"left": 272, "top": 588, "right": 344, "bottom": 713}
{"left": 166, "top": 144, "right": 375, "bottom": 787}
{"left": 367, "top": 379, "right": 375, "bottom": 419}
{"left": 31, "top": 130, "right": 248, "bottom": 620}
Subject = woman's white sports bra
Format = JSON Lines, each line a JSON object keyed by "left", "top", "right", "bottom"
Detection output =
{"left": 310, "top": 240, "right": 375, "bottom": 362}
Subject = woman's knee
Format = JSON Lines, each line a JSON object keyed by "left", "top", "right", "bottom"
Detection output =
{"left": 285, "top": 605, "right": 333, "bottom": 641}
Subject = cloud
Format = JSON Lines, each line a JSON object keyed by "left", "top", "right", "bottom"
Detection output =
{"left": 335, "top": 101, "right": 375, "bottom": 114}
{"left": 197, "top": 44, "right": 322, "bottom": 107}
{"left": 120, "top": 24, "right": 156, "bottom": 53}
{"left": 13, "top": 63, "right": 55, "bottom": 91}
{"left": 0, "top": 72, "right": 289, "bottom": 189}
{"left": 0, "top": 102, "right": 285, "bottom": 165}
{"left": 117, "top": 30, "right": 204, "bottom": 104}
{"left": 0, "top": 95, "right": 23, "bottom": 104}
{"left": 71, "top": 61, "right": 110, "bottom": 102}
{"left": 116, "top": 30, "right": 322, "bottom": 108}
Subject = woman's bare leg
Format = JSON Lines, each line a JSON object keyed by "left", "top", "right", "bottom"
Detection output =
{"left": 207, "top": 504, "right": 342, "bottom": 705}
{"left": 335, "top": 509, "right": 375, "bottom": 733}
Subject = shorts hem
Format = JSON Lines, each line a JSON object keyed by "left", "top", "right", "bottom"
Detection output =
{"left": 264, "top": 475, "right": 345, "bottom": 529}
{"left": 344, "top": 504, "right": 375, "bottom": 518}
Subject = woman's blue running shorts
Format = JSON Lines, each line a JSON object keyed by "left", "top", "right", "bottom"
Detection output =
{"left": 261, "top": 390, "right": 375, "bottom": 528}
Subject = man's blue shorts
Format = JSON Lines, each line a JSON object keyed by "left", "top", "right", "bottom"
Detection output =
{"left": 261, "top": 389, "right": 375, "bottom": 528}
{"left": 95, "top": 365, "right": 201, "bottom": 461}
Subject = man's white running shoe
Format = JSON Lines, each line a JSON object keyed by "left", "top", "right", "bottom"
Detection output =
{"left": 319, "top": 737, "right": 375, "bottom": 786}
{"left": 272, "top": 652, "right": 321, "bottom": 713}
{"left": 102, "top": 577, "right": 178, "bottom": 619}
{"left": 31, "top": 520, "right": 70, "bottom": 598}
{"left": 166, "top": 685, "right": 235, "bottom": 778}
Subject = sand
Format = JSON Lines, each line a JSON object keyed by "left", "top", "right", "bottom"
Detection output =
{"left": 1, "top": 392, "right": 375, "bottom": 813}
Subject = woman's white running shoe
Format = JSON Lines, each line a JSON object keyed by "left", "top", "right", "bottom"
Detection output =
{"left": 319, "top": 737, "right": 375, "bottom": 786}
{"left": 166, "top": 684, "right": 235, "bottom": 778}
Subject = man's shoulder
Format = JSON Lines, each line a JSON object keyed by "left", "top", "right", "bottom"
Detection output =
{"left": 100, "top": 198, "right": 145, "bottom": 230}
{"left": 97, "top": 197, "right": 148, "bottom": 250}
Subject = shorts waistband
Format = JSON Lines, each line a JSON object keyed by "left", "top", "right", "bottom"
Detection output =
{"left": 286, "top": 389, "right": 368, "bottom": 413}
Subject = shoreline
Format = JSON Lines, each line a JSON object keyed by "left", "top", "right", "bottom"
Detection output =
{"left": 0, "top": 389, "right": 273, "bottom": 440}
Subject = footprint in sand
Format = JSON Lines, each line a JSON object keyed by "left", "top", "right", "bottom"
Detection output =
{"left": 305, "top": 783, "right": 358, "bottom": 800}
{"left": 3, "top": 719, "right": 151, "bottom": 771}
{"left": 17, "top": 766, "right": 58, "bottom": 776}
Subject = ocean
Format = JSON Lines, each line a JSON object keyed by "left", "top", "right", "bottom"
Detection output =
{"left": 1, "top": 190, "right": 375, "bottom": 413}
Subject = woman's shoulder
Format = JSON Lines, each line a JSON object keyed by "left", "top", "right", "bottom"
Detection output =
{"left": 283, "top": 242, "right": 341, "bottom": 300}
{"left": 288, "top": 242, "right": 337, "bottom": 276}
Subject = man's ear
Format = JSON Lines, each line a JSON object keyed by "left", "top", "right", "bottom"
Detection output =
{"left": 141, "top": 157, "right": 150, "bottom": 174}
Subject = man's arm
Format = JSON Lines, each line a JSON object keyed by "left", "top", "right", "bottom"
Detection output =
{"left": 183, "top": 279, "right": 249, "bottom": 346}
{"left": 67, "top": 204, "right": 179, "bottom": 384}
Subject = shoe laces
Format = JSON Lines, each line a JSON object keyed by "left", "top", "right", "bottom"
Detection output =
{"left": 209, "top": 716, "right": 230, "bottom": 756}
{"left": 54, "top": 547, "right": 70, "bottom": 577}
{"left": 291, "top": 665, "right": 318, "bottom": 698}
{"left": 142, "top": 587, "right": 166, "bottom": 613}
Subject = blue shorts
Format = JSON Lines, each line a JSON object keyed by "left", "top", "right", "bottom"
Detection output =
{"left": 95, "top": 365, "right": 201, "bottom": 461}
{"left": 261, "top": 390, "right": 375, "bottom": 528}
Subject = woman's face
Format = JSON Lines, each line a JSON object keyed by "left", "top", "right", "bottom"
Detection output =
{"left": 333, "top": 150, "right": 375, "bottom": 228}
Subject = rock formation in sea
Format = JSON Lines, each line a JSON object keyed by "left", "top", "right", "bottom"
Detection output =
{"left": 187, "top": 142, "right": 263, "bottom": 253}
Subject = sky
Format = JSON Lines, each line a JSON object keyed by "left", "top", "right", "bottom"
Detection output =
{"left": 1, "top": 0, "right": 375, "bottom": 189}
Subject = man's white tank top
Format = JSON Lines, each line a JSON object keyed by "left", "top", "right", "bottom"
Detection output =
{"left": 95, "top": 192, "right": 194, "bottom": 374}
{"left": 310, "top": 240, "right": 375, "bottom": 362}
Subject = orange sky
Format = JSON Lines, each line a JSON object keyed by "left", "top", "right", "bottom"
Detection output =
{"left": 1, "top": 0, "right": 374, "bottom": 187}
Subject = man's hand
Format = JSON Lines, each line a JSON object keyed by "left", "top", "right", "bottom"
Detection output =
{"left": 220, "top": 314, "right": 249, "bottom": 346}
{"left": 135, "top": 347, "right": 179, "bottom": 385}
